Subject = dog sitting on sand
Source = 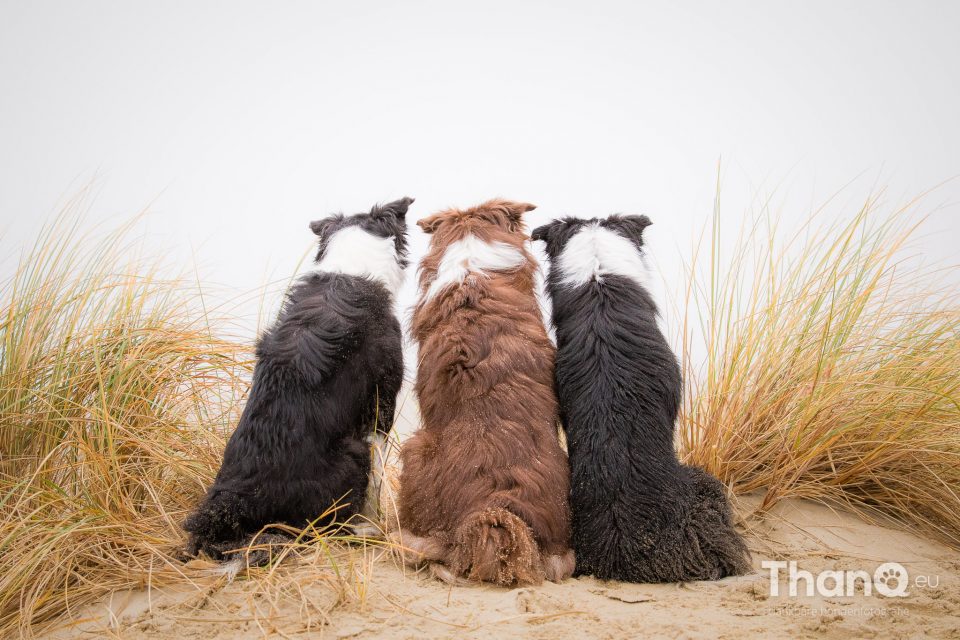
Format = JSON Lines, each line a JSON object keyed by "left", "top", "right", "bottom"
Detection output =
{"left": 183, "top": 197, "right": 412, "bottom": 562}
{"left": 532, "top": 214, "right": 751, "bottom": 582}
{"left": 395, "top": 199, "right": 575, "bottom": 586}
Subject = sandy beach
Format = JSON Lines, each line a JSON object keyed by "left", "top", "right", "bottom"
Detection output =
{"left": 44, "top": 488, "right": 960, "bottom": 639}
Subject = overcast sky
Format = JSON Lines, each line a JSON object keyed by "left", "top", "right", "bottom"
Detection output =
{"left": 1, "top": 1, "right": 958, "bottom": 344}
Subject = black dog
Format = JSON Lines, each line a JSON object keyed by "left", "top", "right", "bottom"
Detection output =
{"left": 531, "top": 215, "right": 750, "bottom": 582}
{"left": 184, "top": 197, "right": 412, "bottom": 562}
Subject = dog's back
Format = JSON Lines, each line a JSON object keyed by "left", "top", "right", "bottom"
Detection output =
{"left": 397, "top": 200, "right": 574, "bottom": 585}
{"left": 533, "top": 216, "right": 750, "bottom": 582}
{"left": 184, "top": 198, "right": 412, "bottom": 560}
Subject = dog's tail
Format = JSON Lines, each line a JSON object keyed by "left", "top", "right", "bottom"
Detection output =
{"left": 446, "top": 507, "right": 545, "bottom": 586}
{"left": 686, "top": 466, "right": 753, "bottom": 578}
{"left": 182, "top": 490, "right": 248, "bottom": 559}
{"left": 184, "top": 494, "right": 291, "bottom": 567}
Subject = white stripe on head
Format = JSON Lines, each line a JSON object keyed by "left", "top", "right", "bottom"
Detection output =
{"left": 557, "top": 223, "right": 647, "bottom": 288}
{"left": 316, "top": 225, "right": 405, "bottom": 292}
{"left": 421, "top": 234, "right": 527, "bottom": 302}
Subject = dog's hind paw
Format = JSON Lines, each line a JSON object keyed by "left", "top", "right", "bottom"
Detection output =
{"left": 544, "top": 549, "right": 576, "bottom": 582}
{"left": 221, "top": 532, "right": 293, "bottom": 568}
{"left": 389, "top": 529, "right": 447, "bottom": 567}
{"left": 430, "top": 563, "right": 470, "bottom": 586}
{"left": 351, "top": 521, "right": 384, "bottom": 539}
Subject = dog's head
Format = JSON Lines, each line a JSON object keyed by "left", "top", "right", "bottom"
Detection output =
{"left": 309, "top": 197, "right": 413, "bottom": 291}
{"left": 310, "top": 197, "right": 413, "bottom": 267}
{"left": 531, "top": 214, "right": 651, "bottom": 258}
{"left": 416, "top": 199, "right": 536, "bottom": 250}
{"left": 531, "top": 214, "right": 652, "bottom": 287}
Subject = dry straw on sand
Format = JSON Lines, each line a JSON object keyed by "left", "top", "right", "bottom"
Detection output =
{"left": 0, "top": 188, "right": 958, "bottom": 637}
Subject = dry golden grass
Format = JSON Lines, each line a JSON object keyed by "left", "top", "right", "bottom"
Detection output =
{"left": 1, "top": 186, "right": 958, "bottom": 637}
{"left": 0, "top": 203, "right": 251, "bottom": 636}
{"left": 678, "top": 189, "right": 960, "bottom": 546}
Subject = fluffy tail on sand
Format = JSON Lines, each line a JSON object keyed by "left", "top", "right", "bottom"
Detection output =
{"left": 447, "top": 508, "right": 545, "bottom": 586}
{"left": 395, "top": 507, "right": 560, "bottom": 586}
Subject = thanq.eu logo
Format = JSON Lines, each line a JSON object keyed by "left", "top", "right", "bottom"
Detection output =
{"left": 761, "top": 561, "right": 937, "bottom": 598}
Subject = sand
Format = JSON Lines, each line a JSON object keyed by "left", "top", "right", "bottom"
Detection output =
{"left": 40, "top": 395, "right": 960, "bottom": 639}
{"left": 42, "top": 492, "right": 960, "bottom": 640}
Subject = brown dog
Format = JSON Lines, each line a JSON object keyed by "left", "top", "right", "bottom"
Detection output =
{"left": 395, "top": 199, "right": 574, "bottom": 586}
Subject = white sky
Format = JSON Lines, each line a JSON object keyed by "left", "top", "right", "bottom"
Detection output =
{"left": 1, "top": 1, "right": 958, "bottom": 345}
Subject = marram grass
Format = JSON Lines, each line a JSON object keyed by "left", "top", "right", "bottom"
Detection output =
{"left": 0, "top": 191, "right": 958, "bottom": 636}
{"left": 0, "top": 210, "right": 252, "bottom": 636}
{"left": 678, "top": 191, "right": 960, "bottom": 547}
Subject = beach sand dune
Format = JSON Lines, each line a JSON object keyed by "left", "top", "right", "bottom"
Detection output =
{"left": 45, "top": 478, "right": 960, "bottom": 638}
{"left": 42, "top": 393, "right": 960, "bottom": 639}
{"left": 45, "top": 494, "right": 960, "bottom": 639}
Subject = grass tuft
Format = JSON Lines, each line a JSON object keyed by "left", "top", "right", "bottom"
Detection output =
{"left": 0, "top": 205, "right": 254, "bottom": 636}
{"left": 678, "top": 189, "right": 960, "bottom": 546}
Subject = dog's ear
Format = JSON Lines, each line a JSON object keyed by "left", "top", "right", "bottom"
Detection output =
{"left": 309, "top": 216, "right": 339, "bottom": 239}
{"left": 501, "top": 200, "right": 536, "bottom": 226}
{"left": 417, "top": 212, "right": 444, "bottom": 234}
{"left": 608, "top": 214, "right": 652, "bottom": 245}
{"left": 378, "top": 196, "right": 415, "bottom": 219}
{"left": 502, "top": 201, "right": 537, "bottom": 216}
{"left": 530, "top": 220, "right": 562, "bottom": 246}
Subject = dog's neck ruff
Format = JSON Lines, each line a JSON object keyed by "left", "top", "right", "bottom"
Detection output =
{"left": 556, "top": 224, "right": 647, "bottom": 289}
{"left": 421, "top": 233, "right": 527, "bottom": 303}
{"left": 315, "top": 225, "right": 405, "bottom": 292}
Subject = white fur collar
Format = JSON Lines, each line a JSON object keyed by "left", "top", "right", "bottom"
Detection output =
{"left": 315, "top": 225, "right": 405, "bottom": 292}
{"left": 557, "top": 223, "right": 647, "bottom": 288}
{"left": 421, "top": 234, "right": 527, "bottom": 302}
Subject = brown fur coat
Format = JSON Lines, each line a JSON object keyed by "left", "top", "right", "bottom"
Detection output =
{"left": 396, "top": 200, "right": 574, "bottom": 585}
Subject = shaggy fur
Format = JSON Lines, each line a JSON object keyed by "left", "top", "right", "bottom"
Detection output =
{"left": 183, "top": 197, "right": 412, "bottom": 562}
{"left": 532, "top": 215, "right": 751, "bottom": 583}
{"left": 396, "top": 199, "right": 575, "bottom": 586}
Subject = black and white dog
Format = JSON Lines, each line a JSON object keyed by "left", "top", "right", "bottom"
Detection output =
{"left": 184, "top": 197, "right": 412, "bottom": 562}
{"left": 531, "top": 215, "right": 750, "bottom": 582}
